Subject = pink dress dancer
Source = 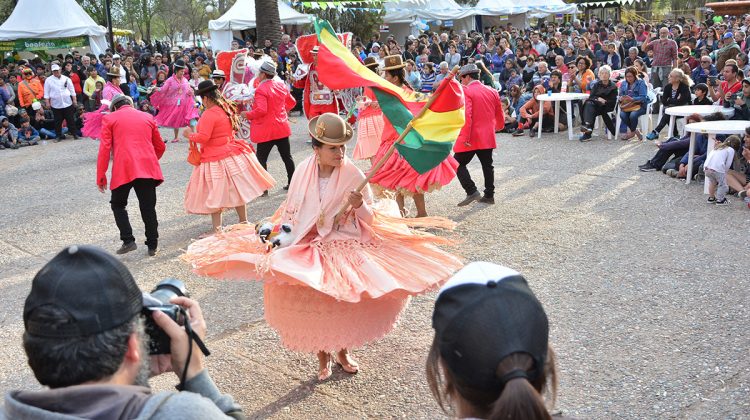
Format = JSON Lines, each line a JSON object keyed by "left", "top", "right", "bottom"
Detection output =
{"left": 184, "top": 153, "right": 462, "bottom": 373}
{"left": 81, "top": 82, "right": 122, "bottom": 139}
{"left": 352, "top": 88, "right": 384, "bottom": 162}
{"left": 150, "top": 71, "right": 200, "bottom": 141}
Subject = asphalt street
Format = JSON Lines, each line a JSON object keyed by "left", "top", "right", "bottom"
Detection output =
{"left": 0, "top": 117, "right": 748, "bottom": 419}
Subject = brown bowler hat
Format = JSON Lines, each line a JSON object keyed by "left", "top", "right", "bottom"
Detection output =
{"left": 382, "top": 55, "right": 406, "bottom": 70}
{"left": 363, "top": 56, "right": 379, "bottom": 69}
{"left": 308, "top": 113, "right": 353, "bottom": 145}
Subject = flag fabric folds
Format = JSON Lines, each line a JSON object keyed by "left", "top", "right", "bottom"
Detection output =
{"left": 313, "top": 18, "right": 465, "bottom": 174}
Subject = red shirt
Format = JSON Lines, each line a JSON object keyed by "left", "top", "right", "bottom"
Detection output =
{"left": 719, "top": 79, "right": 742, "bottom": 104}
{"left": 648, "top": 38, "right": 678, "bottom": 67}
{"left": 455, "top": 81, "right": 505, "bottom": 153}
{"left": 244, "top": 79, "right": 296, "bottom": 143}
{"left": 188, "top": 105, "right": 235, "bottom": 162}
{"left": 97, "top": 106, "right": 165, "bottom": 190}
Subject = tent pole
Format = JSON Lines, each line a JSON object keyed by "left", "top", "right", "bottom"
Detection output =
{"left": 105, "top": 0, "right": 115, "bottom": 50}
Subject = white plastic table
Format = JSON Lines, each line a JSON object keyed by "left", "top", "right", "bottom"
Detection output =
{"left": 537, "top": 92, "right": 590, "bottom": 140}
{"left": 684, "top": 120, "right": 750, "bottom": 193}
{"left": 665, "top": 105, "right": 734, "bottom": 140}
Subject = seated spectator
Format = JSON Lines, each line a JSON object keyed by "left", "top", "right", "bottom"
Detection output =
{"left": 633, "top": 58, "right": 650, "bottom": 84}
{"left": 1, "top": 245, "right": 244, "bottom": 419}
{"left": 490, "top": 38, "right": 514, "bottom": 73}
{"left": 544, "top": 37, "right": 564, "bottom": 68}
{"left": 445, "top": 43, "right": 461, "bottom": 69}
{"left": 434, "top": 61, "right": 450, "bottom": 85}
{"left": 528, "top": 61, "right": 551, "bottom": 91}
{"left": 506, "top": 68, "right": 524, "bottom": 91}
{"left": 139, "top": 99, "right": 155, "bottom": 115}
{"left": 737, "top": 53, "right": 750, "bottom": 78}
{"left": 708, "top": 63, "right": 742, "bottom": 104}
{"left": 17, "top": 117, "right": 40, "bottom": 146}
{"left": 128, "top": 73, "right": 140, "bottom": 103}
{"left": 645, "top": 68, "right": 693, "bottom": 140}
{"left": 427, "top": 262, "right": 560, "bottom": 420}
{"left": 727, "top": 78, "right": 750, "bottom": 121}
{"left": 638, "top": 112, "right": 720, "bottom": 174}
{"left": 604, "top": 42, "right": 621, "bottom": 70}
{"left": 0, "top": 115, "right": 18, "bottom": 149}
{"left": 691, "top": 55, "right": 718, "bottom": 85}
{"left": 563, "top": 46, "right": 577, "bottom": 65}
{"left": 503, "top": 85, "right": 531, "bottom": 132}
{"left": 618, "top": 66, "right": 649, "bottom": 140}
{"left": 521, "top": 56, "right": 537, "bottom": 85}
{"left": 572, "top": 56, "right": 595, "bottom": 93}
{"left": 693, "top": 83, "right": 713, "bottom": 105}
{"left": 624, "top": 46, "right": 640, "bottom": 67}
{"left": 405, "top": 59, "right": 422, "bottom": 92}
{"left": 513, "top": 85, "right": 554, "bottom": 137}
{"left": 546, "top": 69, "right": 564, "bottom": 93}
{"left": 712, "top": 32, "right": 741, "bottom": 70}
{"left": 497, "top": 58, "right": 519, "bottom": 90}
{"left": 579, "top": 65, "right": 618, "bottom": 142}
{"left": 420, "top": 62, "right": 436, "bottom": 93}
{"left": 731, "top": 126, "right": 750, "bottom": 200}
{"left": 679, "top": 47, "right": 699, "bottom": 70}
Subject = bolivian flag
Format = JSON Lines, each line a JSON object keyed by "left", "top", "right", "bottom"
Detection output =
{"left": 313, "top": 19, "right": 465, "bottom": 174}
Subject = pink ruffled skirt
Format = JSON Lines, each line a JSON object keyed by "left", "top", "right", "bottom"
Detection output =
{"left": 82, "top": 108, "right": 106, "bottom": 139}
{"left": 155, "top": 100, "right": 200, "bottom": 128}
{"left": 368, "top": 137, "right": 458, "bottom": 195}
{"left": 183, "top": 214, "right": 462, "bottom": 353}
{"left": 353, "top": 113, "right": 384, "bottom": 161}
{"left": 184, "top": 152, "right": 275, "bottom": 214}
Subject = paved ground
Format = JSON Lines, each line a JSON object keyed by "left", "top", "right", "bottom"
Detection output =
{"left": 0, "top": 118, "right": 749, "bottom": 419}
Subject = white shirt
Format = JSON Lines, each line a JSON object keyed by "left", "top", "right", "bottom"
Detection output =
{"left": 43, "top": 74, "right": 76, "bottom": 109}
{"left": 705, "top": 147, "right": 735, "bottom": 173}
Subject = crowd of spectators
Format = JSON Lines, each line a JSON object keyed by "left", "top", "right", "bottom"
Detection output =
{"left": 3, "top": 13, "right": 749, "bottom": 205}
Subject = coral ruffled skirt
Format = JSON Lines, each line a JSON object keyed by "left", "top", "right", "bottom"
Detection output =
{"left": 353, "top": 113, "right": 384, "bottom": 161}
{"left": 184, "top": 152, "right": 275, "bottom": 214}
{"left": 184, "top": 209, "right": 462, "bottom": 352}
{"left": 369, "top": 137, "right": 459, "bottom": 195}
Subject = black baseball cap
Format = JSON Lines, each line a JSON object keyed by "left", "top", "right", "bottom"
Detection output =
{"left": 432, "top": 262, "right": 549, "bottom": 392}
{"left": 24, "top": 245, "right": 143, "bottom": 338}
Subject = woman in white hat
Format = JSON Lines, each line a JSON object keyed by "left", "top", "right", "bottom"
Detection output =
{"left": 81, "top": 67, "right": 124, "bottom": 140}
{"left": 150, "top": 59, "right": 199, "bottom": 143}
{"left": 185, "top": 112, "right": 462, "bottom": 381}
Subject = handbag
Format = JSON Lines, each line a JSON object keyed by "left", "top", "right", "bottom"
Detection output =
{"left": 187, "top": 141, "right": 201, "bottom": 166}
{"left": 620, "top": 99, "right": 642, "bottom": 112}
{"left": 5, "top": 104, "right": 17, "bottom": 116}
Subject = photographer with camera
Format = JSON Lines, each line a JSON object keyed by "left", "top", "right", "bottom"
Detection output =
{"left": 1, "top": 245, "right": 245, "bottom": 420}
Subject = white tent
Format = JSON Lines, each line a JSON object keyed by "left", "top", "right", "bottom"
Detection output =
{"left": 384, "top": 0, "right": 477, "bottom": 44}
{"left": 209, "top": 0, "right": 312, "bottom": 52}
{"left": 474, "top": 0, "right": 578, "bottom": 30}
{"left": 0, "top": 0, "right": 108, "bottom": 56}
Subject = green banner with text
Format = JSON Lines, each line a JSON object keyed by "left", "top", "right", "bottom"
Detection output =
{"left": 0, "top": 36, "right": 89, "bottom": 52}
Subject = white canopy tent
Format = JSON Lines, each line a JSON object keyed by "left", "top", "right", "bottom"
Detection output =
{"left": 384, "top": 0, "right": 477, "bottom": 44}
{"left": 209, "top": 0, "right": 312, "bottom": 52}
{"left": 474, "top": 0, "right": 579, "bottom": 30}
{"left": 0, "top": 0, "right": 108, "bottom": 56}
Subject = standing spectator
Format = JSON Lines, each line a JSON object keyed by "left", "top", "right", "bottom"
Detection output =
{"left": 43, "top": 64, "right": 78, "bottom": 141}
{"left": 18, "top": 68, "right": 43, "bottom": 116}
{"left": 705, "top": 136, "right": 741, "bottom": 205}
{"left": 454, "top": 64, "right": 505, "bottom": 207}
{"left": 63, "top": 62, "right": 82, "bottom": 103}
{"left": 644, "top": 27, "right": 678, "bottom": 88}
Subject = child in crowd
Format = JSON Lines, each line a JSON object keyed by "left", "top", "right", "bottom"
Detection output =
{"left": 420, "top": 62, "right": 436, "bottom": 93}
{"left": 91, "top": 81, "right": 104, "bottom": 109}
{"left": 705, "top": 135, "right": 741, "bottom": 205}
{"left": 507, "top": 68, "right": 523, "bottom": 90}
{"left": 128, "top": 73, "right": 140, "bottom": 102}
{"left": 0, "top": 116, "right": 18, "bottom": 149}
{"left": 138, "top": 100, "right": 155, "bottom": 115}
{"left": 693, "top": 83, "right": 713, "bottom": 105}
{"left": 17, "top": 117, "right": 40, "bottom": 146}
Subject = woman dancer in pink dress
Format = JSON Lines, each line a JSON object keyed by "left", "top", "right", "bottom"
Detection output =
{"left": 81, "top": 67, "right": 123, "bottom": 139}
{"left": 353, "top": 57, "right": 385, "bottom": 165}
{"left": 369, "top": 55, "right": 459, "bottom": 217}
{"left": 151, "top": 59, "right": 200, "bottom": 143}
{"left": 183, "top": 80, "right": 275, "bottom": 235}
{"left": 184, "top": 113, "right": 462, "bottom": 381}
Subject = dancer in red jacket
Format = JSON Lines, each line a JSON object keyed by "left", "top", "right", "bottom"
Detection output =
{"left": 97, "top": 95, "right": 165, "bottom": 256}
{"left": 244, "top": 61, "right": 297, "bottom": 190}
{"left": 454, "top": 64, "right": 505, "bottom": 207}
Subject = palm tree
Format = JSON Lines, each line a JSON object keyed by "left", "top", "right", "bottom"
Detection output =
{"left": 255, "top": 0, "right": 282, "bottom": 48}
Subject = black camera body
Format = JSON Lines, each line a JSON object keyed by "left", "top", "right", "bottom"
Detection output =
{"left": 142, "top": 279, "right": 188, "bottom": 355}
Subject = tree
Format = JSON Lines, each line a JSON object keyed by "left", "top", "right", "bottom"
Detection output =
{"left": 153, "top": 0, "right": 185, "bottom": 45}
{"left": 255, "top": 0, "right": 282, "bottom": 47}
{"left": 183, "top": 0, "right": 211, "bottom": 47}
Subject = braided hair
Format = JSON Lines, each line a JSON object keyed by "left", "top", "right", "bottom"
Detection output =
{"left": 202, "top": 89, "right": 242, "bottom": 133}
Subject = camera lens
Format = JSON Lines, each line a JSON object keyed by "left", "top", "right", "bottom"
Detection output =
{"left": 150, "top": 278, "right": 188, "bottom": 305}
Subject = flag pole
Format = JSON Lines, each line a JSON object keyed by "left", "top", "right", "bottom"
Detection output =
{"left": 335, "top": 65, "right": 461, "bottom": 226}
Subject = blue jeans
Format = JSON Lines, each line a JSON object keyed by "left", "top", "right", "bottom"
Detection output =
{"left": 39, "top": 127, "right": 68, "bottom": 139}
{"left": 619, "top": 107, "right": 646, "bottom": 133}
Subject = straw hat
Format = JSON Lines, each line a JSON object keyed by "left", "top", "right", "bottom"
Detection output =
{"left": 308, "top": 113, "right": 353, "bottom": 145}
{"left": 363, "top": 56, "right": 379, "bottom": 69}
{"left": 382, "top": 55, "right": 406, "bottom": 71}
{"left": 107, "top": 66, "right": 122, "bottom": 77}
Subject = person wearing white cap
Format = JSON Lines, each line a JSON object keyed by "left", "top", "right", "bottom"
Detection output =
{"left": 210, "top": 69, "right": 226, "bottom": 91}
{"left": 43, "top": 63, "right": 78, "bottom": 140}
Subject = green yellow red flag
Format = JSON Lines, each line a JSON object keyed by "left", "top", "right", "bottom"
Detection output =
{"left": 313, "top": 18, "right": 465, "bottom": 174}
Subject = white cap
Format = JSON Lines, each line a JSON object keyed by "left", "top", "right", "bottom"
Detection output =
{"left": 51, "top": 64, "right": 61, "bottom": 71}
{"left": 112, "top": 54, "right": 121, "bottom": 59}
{"left": 371, "top": 42, "right": 381, "bottom": 49}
